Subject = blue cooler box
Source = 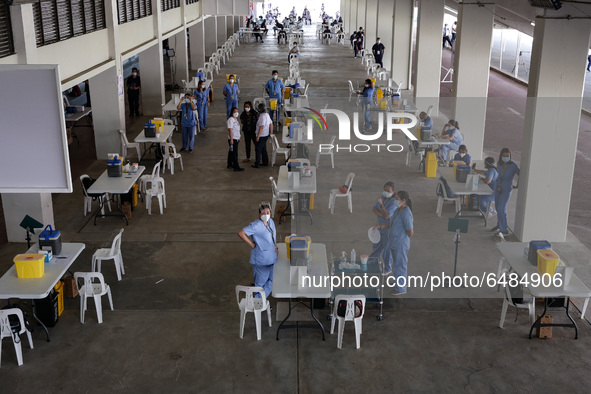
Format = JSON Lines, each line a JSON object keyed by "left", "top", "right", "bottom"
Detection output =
{"left": 39, "top": 225, "right": 62, "bottom": 255}
{"left": 528, "top": 240, "right": 552, "bottom": 266}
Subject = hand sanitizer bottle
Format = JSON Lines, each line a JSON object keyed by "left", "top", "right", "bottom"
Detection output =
{"left": 351, "top": 249, "right": 356, "bottom": 264}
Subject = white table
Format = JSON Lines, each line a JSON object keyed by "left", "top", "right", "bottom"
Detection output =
{"left": 282, "top": 125, "right": 313, "bottom": 144}
{"left": 134, "top": 125, "right": 175, "bottom": 162}
{"left": 87, "top": 166, "right": 145, "bottom": 225}
{"left": 0, "top": 242, "right": 85, "bottom": 340}
{"left": 284, "top": 79, "right": 306, "bottom": 90}
{"left": 65, "top": 107, "right": 93, "bottom": 144}
{"left": 497, "top": 242, "right": 591, "bottom": 338}
{"left": 390, "top": 100, "right": 419, "bottom": 113}
{"left": 185, "top": 78, "right": 212, "bottom": 90}
{"left": 283, "top": 97, "right": 310, "bottom": 114}
{"left": 273, "top": 243, "right": 330, "bottom": 340}
{"left": 162, "top": 98, "right": 180, "bottom": 114}
{"left": 438, "top": 167, "right": 494, "bottom": 226}
{"left": 277, "top": 165, "right": 316, "bottom": 230}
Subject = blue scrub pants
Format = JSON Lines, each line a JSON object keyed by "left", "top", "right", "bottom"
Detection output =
{"left": 440, "top": 142, "right": 461, "bottom": 161}
{"left": 226, "top": 98, "right": 238, "bottom": 118}
{"left": 197, "top": 104, "right": 208, "bottom": 129}
{"left": 390, "top": 240, "right": 409, "bottom": 292}
{"left": 369, "top": 229, "right": 393, "bottom": 273}
{"left": 495, "top": 188, "right": 512, "bottom": 232}
{"left": 363, "top": 101, "right": 371, "bottom": 128}
{"left": 252, "top": 264, "right": 274, "bottom": 298}
{"left": 181, "top": 125, "right": 195, "bottom": 150}
{"left": 479, "top": 193, "right": 494, "bottom": 213}
{"left": 270, "top": 102, "right": 282, "bottom": 125}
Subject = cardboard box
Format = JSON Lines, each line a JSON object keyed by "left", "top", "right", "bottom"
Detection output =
{"left": 536, "top": 314, "right": 553, "bottom": 339}
{"left": 122, "top": 202, "right": 132, "bottom": 220}
{"left": 63, "top": 275, "right": 79, "bottom": 298}
{"left": 275, "top": 205, "right": 287, "bottom": 223}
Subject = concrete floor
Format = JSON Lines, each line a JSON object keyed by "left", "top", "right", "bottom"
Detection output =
{"left": 2, "top": 25, "right": 591, "bottom": 392}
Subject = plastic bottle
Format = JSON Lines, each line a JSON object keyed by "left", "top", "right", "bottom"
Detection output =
{"left": 351, "top": 249, "right": 356, "bottom": 264}
{"left": 230, "top": 144, "right": 233, "bottom": 152}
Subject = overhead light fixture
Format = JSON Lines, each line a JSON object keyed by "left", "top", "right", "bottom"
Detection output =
{"left": 530, "top": 21, "right": 536, "bottom": 26}
{"left": 528, "top": 0, "right": 562, "bottom": 10}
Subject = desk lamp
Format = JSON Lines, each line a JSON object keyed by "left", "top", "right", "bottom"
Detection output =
{"left": 19, "top": 215, "right": 44, "bottom": 249}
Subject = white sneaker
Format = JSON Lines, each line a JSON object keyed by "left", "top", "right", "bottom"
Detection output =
{"left": 389, "top": 290, "right": 407, "bottom": 296}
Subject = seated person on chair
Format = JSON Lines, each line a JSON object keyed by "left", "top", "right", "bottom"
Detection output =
{"left": 436, "top": 119, "right": 463, "bottom": 163}
{"left": 451, "top": 145, "right": 472, "bottom": 167}
{"left": 471, "top": 157, "right": 498, "bottom": 215}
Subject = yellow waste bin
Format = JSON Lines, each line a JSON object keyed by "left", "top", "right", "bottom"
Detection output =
{"left": 284, "top": 88, "right": 291, "bottom": 100}
{"left": 425, "top": 151, "right": 437, "bottom": 178}
{"left": 377, "top": 88, "right": 383, "bottom": 98}
{"left": 270, "top": 99, "right": 277, "bottom": 110}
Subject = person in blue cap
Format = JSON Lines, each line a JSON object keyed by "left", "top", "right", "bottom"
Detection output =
{"left": 265, "top": 70, "right": 285, "bottom": 126}
{"left": 193, "top": 81, "right": 210, "bottom": 131}
{"left": 370, "top": 181, "right": 398, "bottom": 274}
{"left": 492, "top": 148, "right": 519, "bottom": 237}
{"left": 238, "top": 202, "right": 277, "bottom": 297}
{"left": 223, "top": 75, "right": 239, "bottom": 118}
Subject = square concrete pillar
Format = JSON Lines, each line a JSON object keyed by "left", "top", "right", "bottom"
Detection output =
{"left": 171, "top": 29, "right": 189, "bottom": 86}
{"left": 189, "top": 20, "right": 206, "bottom": 71}
{"left": 138, "top": 43, "right": 165, "bottom": 116}
{"left": 217, "top": 16, "right": 226, "bottom": 46}
{"left": 391, "top": 0, "right": 413, "bottom": 89}
{"left": 204, "top": 17, "right": 218, "bottom": 56}
{"left": 365, "top": 0, "right": 378, "bottom": 48}
{"left": 2, "top": 193, "right": 54, "bottom": 243}
{"left": 514, "top": 17, "right": 591, "bottom": 242}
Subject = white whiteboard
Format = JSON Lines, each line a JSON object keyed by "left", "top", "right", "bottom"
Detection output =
{"left": 0, "top": 65, "right": 72, "bottom": 193}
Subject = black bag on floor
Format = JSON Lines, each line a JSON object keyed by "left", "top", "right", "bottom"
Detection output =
{"left": 35, "top": 289, "right": 59, "bottom": 327}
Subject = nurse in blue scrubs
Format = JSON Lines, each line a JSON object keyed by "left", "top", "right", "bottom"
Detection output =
{"left": 369, "top": 181, "right": 398, "bottom": 274}
{"left": 223, "top": 75, "right": 240, "bottom": 119}
{"left": 238, "top": 203, "right": 277, "bottom": 297}
{"left": 492, "top": 148, "right": 519, "bottom": 237}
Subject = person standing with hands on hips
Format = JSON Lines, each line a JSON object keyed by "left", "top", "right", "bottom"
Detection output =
{"left": 126, "top": 67, "right": 141, "bottom": 117}
{"left": 223, "top": 75, "right": 240, "bottom": 119}
{"left": 370, "top": 182, "right": 398, "bottom": 275}
{"left": 492, "top": 148, "right": 519, "bottom": 237}
{"left": 176, "top": 93, "right": 196, "bottom": 153}
{"left": 227, "top": 107, "right": 244, "bottom": 172}
{"left": 374, "top": 191, "right": 414, "bottom": 295}
{"left": 265, "top": 70, "right": 285, "bottom": 127}
{"left": 372, "top": 38, "right": 385, "bottom": 68}
{"left": 194, "top": 81, "right": 210, "bottom": 131}
{"left": 238, "top": 202, "right": 278, "bottom": 298}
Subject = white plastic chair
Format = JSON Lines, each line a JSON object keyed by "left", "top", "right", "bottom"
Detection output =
{"left": 0, "top": 308, "right": 33, "bottom": 366}
{"left": 330, "top": 294, "right": 366, "bottom": 349}
{"left": 316, "top": 135, "right": 336, "bottom": 168}
{"left": 329, "top": 172, "right": 355, "bottom": 214}
{"left": 145, "top": 176, "right": 166, "bottom": 215}
{"left": 426, "top": 105, "right": 434, "bottom": 117}
{"left": 270, "top": 134, "right": 289, "bottom": 166}
{"left": 118, "top": 130, "right": 141, "bottom": 160}
{"left": 92, "top": 228, "right": 125, "bottom": 281}
{"left": 299, "top": 83, "right": 310, "bottom": 99}
{"left": 80, "top": 175, "right": 111, "bottom": 216}
{"left": 139, "top": 162, "right": 161, "bottom": 195}
{"left": 269, "top": 176, "right": 292, "bottom": 218}
{"left": 377, "top": 70, "right": 389, "bottom": 81}
{"left": 216, "top": 48, "right": 227, "bottom": 64}
{"left": 236, "top": 285, "right": 272, "bottom": 340}
{"left": 74, "top": 272, "right": 114, "bottom": 324}
{"left": 161, "top": 143, "right": 183, "bottom": 175}
{"left": 498, "top": 267, "right": 535, "bottom": 328}
{"left": 253, "top": 97, "right": 266, "bottom": 112}
{"left": 436, "top": 178, "right": 461, "bottom": 217}
{"left": 405, "top": 138, "right": 425, "bottom": 168}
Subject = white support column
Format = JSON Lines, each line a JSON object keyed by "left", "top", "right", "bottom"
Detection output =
{"left": 204, "top": 16, "right": 218, "bottom": 56}
{"left": 349, "top": 0, "right": 358, "bottom": 36}
{"left": 226, "top": 16, "right": 234, "bottom": 37}
{"left": 2, "top": 194, "right": 54, "bottom": 243}
{"left": 376, "top": 0, "right": 393, "bottom": 71}
{"left": 171, "top": 30, "right": 189, "bottom": 86}
{"left": 217, "top": 15, "right": 227, "bottom": 46}
{"left": 365, "top": 0, "right": 378, "bottom": 50}
{"left": 451, "top": 3, "right": 494, "bottom": 161}
{"left": 138, "top": 0, "right": 165, "bottom": 116}
{"left": 514, "top": 17, "right": 591, "bottom": 242}
{"left": 234, "top": 16, "right": 240, "bottom": 31}
{"left": 342, "top": 0, "right": 348, "bottom": 33}
{"left": 9, "top": 3, "right": 37, "bottom": 63}
{"left": 90, "top": 0, "right": 125, "bottom": 158}
{"left": 413, "top": 0, "right": 444, "bottom": 113}
{"left": 189, "top": 20, "right": 206, "bottom": 71}
{"left": 356, "top": 0, "right": 366, "bottom": 35}
{"left": 391, "top": 0, "right": 413, "bottom": 89}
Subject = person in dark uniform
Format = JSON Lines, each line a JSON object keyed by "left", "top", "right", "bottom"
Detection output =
{"left": 240, "top": 101, "right": 258, "bottom": 163}
{"left": 126, "top": 67, "right": 141, "bottom": 117}
{"left": 372, "top": 38, "right": 385, "bottom": 68}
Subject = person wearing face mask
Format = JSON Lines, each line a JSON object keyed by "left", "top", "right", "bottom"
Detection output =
{"left": 354, "top": 36, "right": 363, "bottom": 58}
{"left": 357, "top": 79, "right": 375, "bottom": 129}
{"left": 238, "top": 202, "right": 278, "bottom": 298}
{"left": 223, "top": 75, "right": 240, "bottom": 119}
{"left": 193, "top": 81, "right": 210, "bottom": 131}
{"left": 372, "top": 38, "right": 386, "bottom": 68}
{"left": 437, "top": 119, "right": 463, "bottom": 164}
{"left": 370, "top": 182, "right": 398, "bottom": 274}
{"left": 252, "top": 103, "right": 273, "bottom": 168}
{"left": 227, "top": 107, "right": 244, "bottom": 171}
{"left": 452, "top": 145, "right": 472, "bottom": 167}
{"left": 492, "top": 148, "right": 519, "bottom": 236}
{"left": 265, "top": 70, "right": 285, "bottom": 127}
{"left": 126, "top": 67, "right": 141, "bottom": 117}
{"left": 240, "top": 101, "right": 258, "bottom": 163}
{"left": 374, "top": 191, "right": 414, "bottom": 295}
{"left": 176, "top": 93, "right": 196, "bottom": 153}
{"left": 472, "top": 157, "right": 498, "bottom": 216}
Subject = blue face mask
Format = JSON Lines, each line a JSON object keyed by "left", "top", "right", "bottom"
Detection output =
{"left": 502, "top": 156, "right": 510, "bottom": 163}
{"left": 393, "top": 199, "right": 400, "bottom": 208}
{"left": 185, "top": 98, "right": 190, "bottom": 103}
{"left": 382, "top": 191, "right": 393, "bottom": 199}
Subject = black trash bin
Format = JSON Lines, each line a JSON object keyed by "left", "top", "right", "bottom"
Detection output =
{"left": 35, "top": 289, "right": 59, "bottom": 327}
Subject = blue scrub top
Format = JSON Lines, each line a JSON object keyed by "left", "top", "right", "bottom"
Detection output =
{"left": 193, "top": 89, "right": 209, "bottom": 107}
{"left": 388, "top": 207, "right": 413, "bottom": 247}
{"left": 223, "top": 83, "right": 239, "bottom": 101}
{"left": 243, "top": 219, "right": 277, "bottom": 266}
{"left": 497, "top": 162, "right": 519, "bottom": 193}
{"left": 179, "top": 102, "right": 196, "bottom": 127}
{"left": 265, "top": 79, "right": 285, "bottom": 103}
{"left": 484, "top": 167, "right": 498, "bottom": 191}
{"left": 374, "top": 197, "right": 398, "bottom": 226}
{"left": 448, "top": 128, "right": 463, "bottom": 145}
{"left": 453, "top": 152, "right": 472, "bottom": 165}
{"left": 421, "top": 117, "right": 433, "bottom": 130}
